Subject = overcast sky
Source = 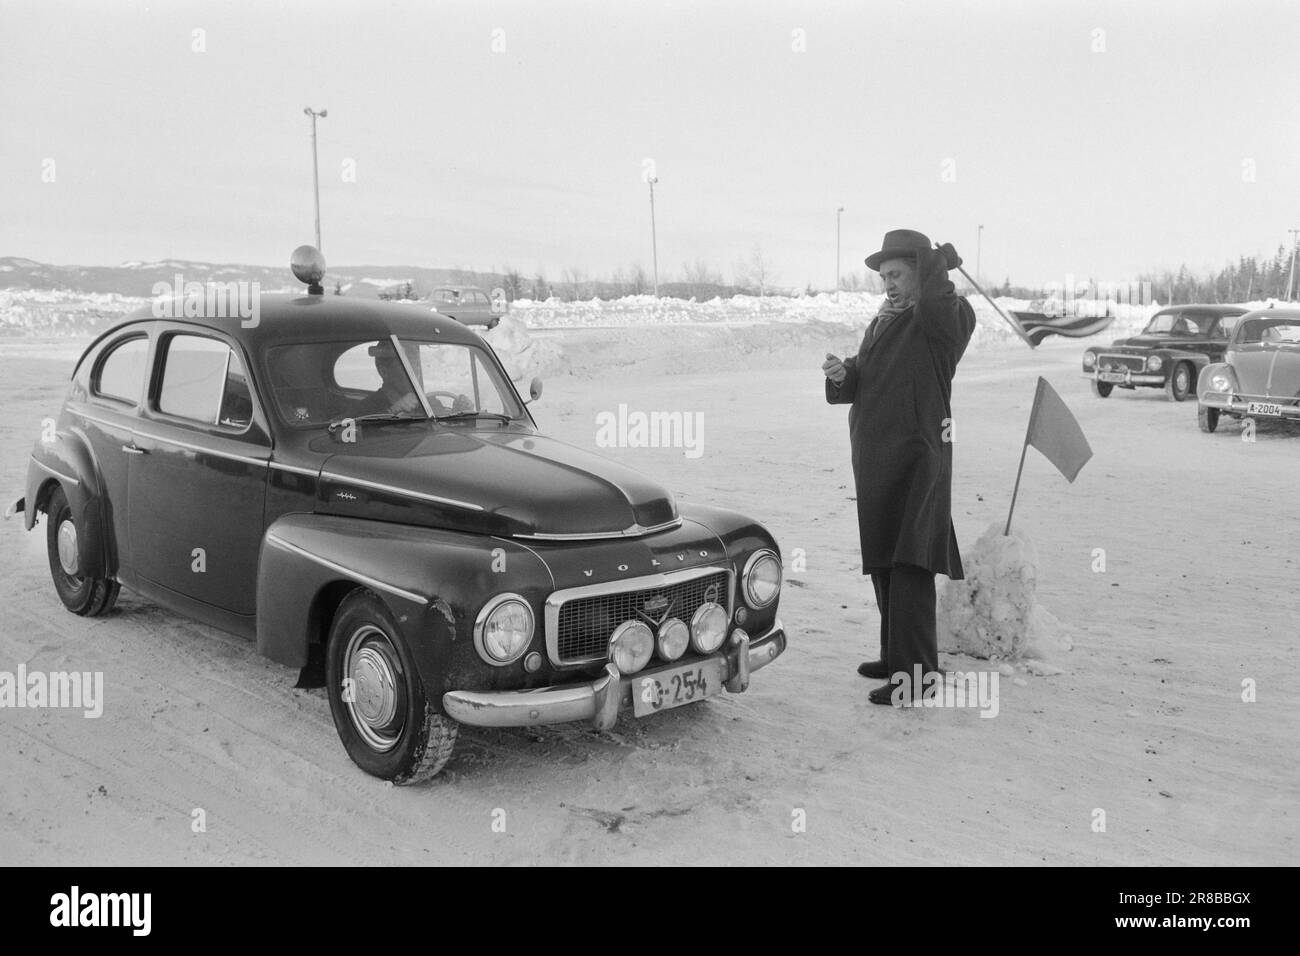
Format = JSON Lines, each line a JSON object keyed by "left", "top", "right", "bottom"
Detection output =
{"left": 2, "top": 0, "right": 1297, "bottom": 289}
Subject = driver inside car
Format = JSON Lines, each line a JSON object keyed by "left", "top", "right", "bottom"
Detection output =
{"left": 360, "top": 342, "right": 423, "bottom": 416}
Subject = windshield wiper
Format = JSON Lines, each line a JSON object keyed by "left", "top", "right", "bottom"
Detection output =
{"left": 434, "top": 410, "right": 516, "bottom": 424}
{"left": 327, "top": 412, "right": 429, "bottom": 433}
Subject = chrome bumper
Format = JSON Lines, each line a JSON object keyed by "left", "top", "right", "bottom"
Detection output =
{"left": 3, "top": 497, "right": 23, "bottom": 521}
{"left": 1088, "top": 370, "right": 1164, "bottom": 385}
{"left": 1200, "top": 397, "right": 1300, "bottom": 419}
{"left": 443, "top": 620, "right": 787, "bottom": 730}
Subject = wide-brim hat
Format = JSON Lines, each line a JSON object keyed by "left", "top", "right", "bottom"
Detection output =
{"left": 865, "top": 228, "right": 932, "bottom": 271}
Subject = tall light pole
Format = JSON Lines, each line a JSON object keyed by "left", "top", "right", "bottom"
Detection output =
{"left": 976, "top": 224, "right": 984, "bottom": 288}
{"left": 648, "top": 176, "right": 660, "bottom": 297}
{"left": 1288, "top": 228, "right": 1299, "bottom": 301}
{"left": 836, "top": 206, "right": 844, "bottom": 299}
{"left": 304, "top": 107, "right": 327, "bottom": 251}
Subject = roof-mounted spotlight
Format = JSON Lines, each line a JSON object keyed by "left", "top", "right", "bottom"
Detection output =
{"left": 291, "top": 244, "right": 327, "bottom": 295}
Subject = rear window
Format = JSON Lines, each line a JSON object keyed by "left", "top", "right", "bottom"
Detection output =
{"left": 92, "top": 336, "right": 149, "bottom": 405}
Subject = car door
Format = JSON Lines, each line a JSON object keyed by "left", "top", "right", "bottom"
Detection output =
{"left": 71, "top": 329, "right": 153, "bottom": 579}
{"left": 127, "top": 328, "right": 269, "bottom": 614}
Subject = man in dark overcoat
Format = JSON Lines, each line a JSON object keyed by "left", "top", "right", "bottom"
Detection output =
{"left": 822, "top": 229, "right": 976, "bottom": 705}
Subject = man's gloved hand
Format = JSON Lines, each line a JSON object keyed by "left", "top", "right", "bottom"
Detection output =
{"left": 936, "top": 242, "right": 962, "bottom": 270}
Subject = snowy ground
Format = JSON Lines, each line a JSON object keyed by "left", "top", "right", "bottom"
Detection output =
{"left": 0, "top": 298, "right": 1296, "bottom": 865}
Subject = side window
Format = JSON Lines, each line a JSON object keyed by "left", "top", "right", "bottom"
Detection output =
{"left": 472, "top": 291, "right": 489, "bottom": 306}
{"left": 1219, "top": 316, "right": 1240, "bottom": 338}
{"left": 93, "top": 336, "right": 150, "bottom": 405}
{"left": 157, "top": 334, "right": 253, "bottom": 429}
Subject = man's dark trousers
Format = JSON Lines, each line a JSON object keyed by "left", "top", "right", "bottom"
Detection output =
{"left": 871, "top": 564, "right": 939, "bottom": 679}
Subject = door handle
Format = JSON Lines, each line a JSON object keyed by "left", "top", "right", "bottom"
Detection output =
{"left": 121, "top": 443, "right": 147, "bottom": 455}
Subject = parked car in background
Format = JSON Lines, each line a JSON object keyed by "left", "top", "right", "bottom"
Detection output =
{"left": 6, "top": 249, "right": 787, "bottom": 784}
{"left": 430, "top": 285, "right": 504, "bottom": 328}
{"left": 1196, "top": 307, "right": 1300, "bottom": 432}
{"left": 1081, "top": 305, "right": 1248, "bottom": 402}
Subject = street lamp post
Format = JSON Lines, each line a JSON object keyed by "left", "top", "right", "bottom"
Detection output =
{"left": 1288, "top": 228, "right": 1299, "bottom": 301}
{"left": 648, "top": 176, "right": 660, "bottom": 297}
{"left": 836, "top": 206, "right": 844, "bottom": 300}
{"left": 976, "top": 224, "right": 984, "bottom": 288}
{"left": 304, "top": 107, "right": 328, "bottom": 251}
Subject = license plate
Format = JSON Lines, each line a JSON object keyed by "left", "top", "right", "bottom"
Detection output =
{"left": 1099, "top": 371, "right": 1126, "bottom": 383}
{"left": 632, "top": 660, "right": 723, "bottom": 717}
{"left": 1247, "top": 402, "right": 1283, "bottom": 417}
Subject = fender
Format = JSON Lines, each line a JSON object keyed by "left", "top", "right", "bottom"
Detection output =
{"left": 1156, "top": 348, "right": 1214, "bottom": 378}
{"left": 1197, "top": 361, "right": 1233, "bottom": 401}
{"left": 678, "top": 501, "right": 783, "bottom": 635}
{"left": 256, "top": 514, "right": 553, "bottom": 703}
{"left": 23, "top": 425, "right": 115, "bottom": 579}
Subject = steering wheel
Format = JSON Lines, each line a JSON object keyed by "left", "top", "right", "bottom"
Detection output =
{"left": 427, "top": 390, "right": 473, "bottom": 414}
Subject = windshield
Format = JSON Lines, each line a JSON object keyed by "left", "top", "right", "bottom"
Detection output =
{"left": 1142, "top": 312, "right": 1212, "bottom": 336}
{"left": 1235, "top": 319, "right": 1300, "bottom": 347}
{"left": 265, "top": 337, "right": 523, "bottom": 427}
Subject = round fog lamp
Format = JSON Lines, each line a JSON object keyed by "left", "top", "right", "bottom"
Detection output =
{"left": 609, "top": 621, "right": 654, "bottom": 674}
{"left": 475, "top": 594, "right": 534, "bottom": 665}
{"left": 656, "top": 618, "right": 690, "bottom": 661}
{"left": 1082, "top": 352, "right": 1096, "bottom": 369}
{"left": 690, "top": 602, "right": 728, "bottom": 654}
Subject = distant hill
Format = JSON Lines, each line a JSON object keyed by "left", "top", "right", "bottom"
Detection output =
{"left": 0, "top": 256, "right": 509, "bottom": 299}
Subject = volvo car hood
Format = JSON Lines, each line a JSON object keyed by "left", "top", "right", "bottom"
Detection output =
{"left": 312, "top": 427, "right": 678, "bottom": 538}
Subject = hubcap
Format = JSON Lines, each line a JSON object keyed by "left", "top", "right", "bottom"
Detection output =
{"left": 1176, "top": 369, "right": 1189, "bottom": 391}
{"left": 57, "top": 519, "right": 79, "bottom": 576}
{"left": 343, "top": 625, "right": 404, "bottom": 752}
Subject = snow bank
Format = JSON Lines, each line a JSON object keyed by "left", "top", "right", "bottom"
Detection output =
{"left": 480, "top": 313, "right": 565, "bottom": 386}
{"left": 937, "top": 521, "right": 1073, "bottom": 664}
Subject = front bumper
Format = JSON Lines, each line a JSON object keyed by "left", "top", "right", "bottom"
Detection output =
{"left": 443, "top": 619, "right": 786, "bottom": 730}
{"left": 1086, "top": 369, "right": 1164, "bottom": 386}
{"left": 1199, "top": 396, "right": 1300, "bottom": 419}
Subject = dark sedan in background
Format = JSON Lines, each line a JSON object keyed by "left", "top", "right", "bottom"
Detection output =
{"left": 1082, "top": 305, "right": 1248, "bottom": 402}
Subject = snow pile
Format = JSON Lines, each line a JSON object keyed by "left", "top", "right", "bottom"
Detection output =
{"left": 937, "top": 521, "right": 1073, "bottom": 664}
{"left": 480, "top": 312, "right": 565, "bottom": 386}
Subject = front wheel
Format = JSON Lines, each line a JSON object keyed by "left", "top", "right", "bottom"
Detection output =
{"left": 45, "top": 485, "right": 119, "bottom": 616}
{"left": 1165, "top": 363, "right": 1192, "bottom": 402}
{"left": 1198, "top": 405, "right": 1220, "bottom": 433}
{"left": 326, "top": 590, "right": 457, "bottom": 784}
{"left": 1091, "top": 379, "right": 1114, "bottom": 398}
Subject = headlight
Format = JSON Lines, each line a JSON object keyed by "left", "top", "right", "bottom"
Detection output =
{"left": 474, "top": 593, "right": 534, "bottom": 665}
{"left": 1147, "top": 355, "right": 1163, "bottom": 371}
{"left": 1082, "top": 352, "right": 1096, "bottom": 369}
{"left": 656, "top": 618, "right": 690, "bottom": 661}
{"left": 690, "top": 602, "right": 728, "bottom": 654}
{"left": 742, "top": 550, "right": 782, "bottom": 608}
{"left": 609, "top": 620, "right": 654, "bottom": 674}
{"left": 1210, "top": 373, "right": 1233, "bottom": 392}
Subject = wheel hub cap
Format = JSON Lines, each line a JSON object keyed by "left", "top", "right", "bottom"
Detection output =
{"left": 57, "top": 520, "right": 79, "bottom": 576}
{"left": 343, "top": 626, "right": 404, "bottom": 752}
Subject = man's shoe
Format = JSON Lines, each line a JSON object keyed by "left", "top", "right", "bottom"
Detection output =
{"left": 857, "top": 660, "right": 888, "bottom": 679}
{"left": 868, "top": 683, "right": 896, "bottom": 706}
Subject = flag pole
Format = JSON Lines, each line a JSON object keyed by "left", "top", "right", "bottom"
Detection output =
{"left": 1004, "top": 439, "right": 1029, "bottom": 536}
{"left": 955, "top": 263, "right": 1037, "bottom": 349}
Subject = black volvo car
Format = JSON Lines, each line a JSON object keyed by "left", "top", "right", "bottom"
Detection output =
{"left": 6, "top": 250, "right": 787, "bottom": 783}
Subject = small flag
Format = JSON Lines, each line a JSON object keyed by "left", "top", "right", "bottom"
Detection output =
{"left": 1025, "top": 377, "right": 1093, "bottom": 481}
{"left": 1011, "top": 311, "right": 1117, "bottom": 346}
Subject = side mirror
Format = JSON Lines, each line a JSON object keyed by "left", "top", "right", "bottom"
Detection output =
{"left": 528, "top": 377, "right": 543, "bottom": 403}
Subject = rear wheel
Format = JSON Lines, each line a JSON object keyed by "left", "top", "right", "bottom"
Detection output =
{"left": 1091, "top": 379, "right": 1113, "bottom": 398}
{"left": 326, "top": 590, "right": 458, "bottom": 784}
{"left": 1198, "top": 405, "right": 1220, "bottom": 433}
{"left": 1165, "top": 363, "right": 1192, "bottom": 402}
{"left": 45, "top": 486, "right": 118, "bottom": 616}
